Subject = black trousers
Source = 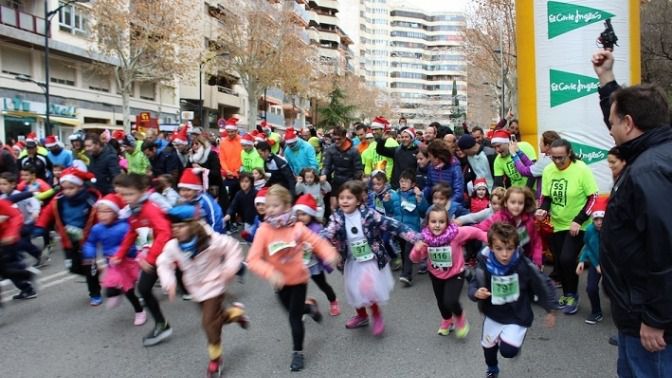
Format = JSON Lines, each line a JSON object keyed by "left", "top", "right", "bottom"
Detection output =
{"left": 137, "top": 270, "right": 166, "bottom": 324}
{"left": 549, "top": 230, "right": 584, "bottom": 295}
{"left": 277, "top": 284, "right": 310, "bottom": 351}
{"left": 429, "top": 273, "right": 464, "bottom": 319}
{"left": 106, "top": 287, "right": 143, "bottom": 313}
{"left": 311, "top": 272, "right": 336, "bottom": 302}
{"left": 64, "top": 242, "right": 100, "bottom": 298}
{"left": 399, "top": 239, "right": 414, "bottom": 279}
{"left": 0, "top": 244, "right": 34, "bottom": 293}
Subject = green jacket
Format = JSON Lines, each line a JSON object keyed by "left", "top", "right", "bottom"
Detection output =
{"left": 125, "top": 141, "right": 150, "bottom": 175}
{"left": 240, "top": 148, "right": 264, "bottom": 173}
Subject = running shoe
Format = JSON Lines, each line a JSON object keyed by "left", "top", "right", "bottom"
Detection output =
{"left": 608, "top": 335, "right": 618, "bottom": 346}
{"left": 417, "top": 262, "right": 428, "bottom": 274}
{"left": 585, "top": 312, "right": 604, "bottom": 325}
{"left": 556, "top": 295, "right": 568, "bottom": 310}
{"left": 399, "top": 276, "right": 412, "bottom": 287}
{"left": 437, "top": 319, "right": 454, "bottom": 336}
{"left": 134, "top": 310, "right": 147, "bottom": 326}
{"left": 230, "top": 302, "right": 250, "bottom": 329}
{"left": 105, "top": 296, "right": 121, "bottom": 309}
{"left": 455, "top": 318, "right": 470, "bottom": 338}
{"left": 305, "top": 297, "right": 322, "bottom": 323}
{"left": 563, "top": 294, "right": 579, "bottom": 315}
{"left": 13, "top": 289, "right": 37, "bottom": 300}
{"left": 89, "top": 296, "right": 103, "bottom": 306}
{"left": 486, "top": 371, "right": 499, "bottom": 378}
{"left": 345, "top": 315, "right": 369, "bottom": 329}
{"left": 329, "top": 300, "right": 341, "bottom": 316}
{"left": 371, "top": 314, "right": 384, "bottom": 336}
{"left": 182, "top": 294, "right": 193, "bottom": 301}
{"left": 290, "top": 351, "right": 304, "bottom": 372}
{"left": 206, "top": 358, "right": 222, "bottom": 378}
{"left": 143, "top": 322, "right": 173, "bottom": 347}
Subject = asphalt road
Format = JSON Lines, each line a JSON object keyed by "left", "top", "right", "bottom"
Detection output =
{"left": 1, "top": 241, "right": 618, "bottom": 378}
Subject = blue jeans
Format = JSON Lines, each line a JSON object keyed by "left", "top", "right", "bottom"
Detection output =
{"left": 617, "top": 331, "right": 671, "bottom": 377}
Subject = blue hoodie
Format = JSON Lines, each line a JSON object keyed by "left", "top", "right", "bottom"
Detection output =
{"left": 284, "top": 139, "right": 318, "bottom": 176}
{"left": 367, "top": 183, "right": 401, "bottom": 219}
{"left": 83, "top": 219, "right": 137, "bottom": 260}
{"left": 396, "top": 188, "right": 429, "bottom": 231}
{"left": 189, "top": 192, "right": 223, "bottom": 233}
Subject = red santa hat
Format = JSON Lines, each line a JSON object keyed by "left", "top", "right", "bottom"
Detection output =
{"left": 255, "top": 187, "right": 268, "bottom": 205}
{"left": 241, "top": 133, "right": 255, "bottom": 146}
{"left": 592, "top": 196, "right": 608, "bottom": 219}
{"left": 371, "top": 116, "right": 389, "bottom": 130}
{"left": 60, "top": 167, "right": 95, "bottom": 186}
{"left": 293, "top": 194, "right": 317, "bottom": 217}
{"left": 178, "top": 167, "right": 209, "bottom": 192}
{"left": 223, "top": 117, "right": 238, "bottom": 131}
{"left": 172, "top": 127, "right": 189, "bottom": 145}
{"left": 401, "top": 127, "right": 416, "bottom": 140}
{"left": 365, "top": 132, "right": 374, "bottom": 139}
{"left": 112, "top": 130, "right": 126, "bottom": 141}
{"left": 490, "top": 129, "right": 511, "bottom": 145}
{"left": 284, "top": 127, "right": 299, "bottom": 144}
{"left": 44, "top": 135, "right": 59, "bottom": 148}
{"left": 96, "top": 193, "right": 125, "bottom": 214}
{"left": 473, "top": 177, "right": 488, "bottom": 190}
{"left": 255, "top": 132, "right": 268, "bottom": 143}
{"left": 259, "top": 120, "right": 272, "bottom": 133}
{"left": 25, "top": 132, "right": 38, "bottom": 143}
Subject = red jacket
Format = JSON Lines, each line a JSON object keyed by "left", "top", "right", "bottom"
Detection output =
{"left": 0, "top": 198, "right": 23, "bottom": 243}
{"left": 470, "top": 197, "right": 490, "bottom": 213}
{"left": 113, "top": 200, "right": 171, "bottom": 266}
{"left": 36, "top": 188, "right": 100, "bottom": 250}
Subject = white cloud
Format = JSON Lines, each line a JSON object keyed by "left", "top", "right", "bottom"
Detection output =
{"left": 396, "top": 0, "right": 468, "bottom": 12}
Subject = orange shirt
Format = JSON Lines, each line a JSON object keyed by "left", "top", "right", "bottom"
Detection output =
{"left": 219, "top": 135, "right": 242, "bottom": 177}
{"left": 247, "top": 221, "right": 337, "bottom": 286}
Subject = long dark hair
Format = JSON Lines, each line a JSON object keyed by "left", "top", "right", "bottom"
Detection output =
{"left": 550, "top": 139, "right": 578, "bottom": 163}
{"left": 427, "top": 140, "right": 453, "bottom": 164}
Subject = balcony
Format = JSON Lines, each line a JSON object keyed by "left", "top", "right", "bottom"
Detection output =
{"left": 290, "top": 2, "right": 311, "bottom": 26}
{"left": 0, "top": 5, "right": 47, "bottom": 36}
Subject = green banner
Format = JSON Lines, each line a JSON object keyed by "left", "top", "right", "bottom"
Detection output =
{"left": 547, "top": 1, "right": 615, "bottom": 39}
{"left": 549, "top": 69, "right": 599, "bottom": 107}
{"left": 570, "top": 141, "right": 609, "bottom": 165}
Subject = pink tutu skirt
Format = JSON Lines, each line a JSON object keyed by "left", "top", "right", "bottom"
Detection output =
{"left": 102, "top": 258, "right": 140, "bottom": 292}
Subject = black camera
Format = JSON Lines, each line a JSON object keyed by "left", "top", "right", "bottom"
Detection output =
{"left": 598, "top": 18, "right": 618, "bottom": 50}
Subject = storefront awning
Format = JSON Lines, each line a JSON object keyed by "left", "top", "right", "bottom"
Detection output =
{"left": 36, "top": 115, "right": 81, "bottom": 126}
{"left": 79, "top": 123, "right": 123, "bottom": 131}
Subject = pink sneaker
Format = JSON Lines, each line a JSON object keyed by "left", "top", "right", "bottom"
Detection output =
{"left": 105, "top": 296, "right": 121, "bottom": 310}
{"left": 371, "top": 314, "right": 384, "bottom": 336}
{"left": 134, "top": 310, "right": 147, "bottom": 326}
{"left": 345, "top": 315, "right": 369, "bottom": 329}
{"left": 329, "top": 300, "right": 341, "bottom": 316}
{"left": 437, "top": 318, "right": 453, "bottom": 336}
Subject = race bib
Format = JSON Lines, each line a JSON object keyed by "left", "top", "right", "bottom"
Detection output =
{"left": 350, "top": 239, "right": 374, "bottom": 262}
{"left": 401, "top": 199, "right": 416, "bottom": 212}
{"left": 517, "top": 226, "right": 530, "bottom": 247}
{"left": 65, "top": 225, "right": 84, "bottom": 241}
{"left": 491, "top": 273, "right": 520, "bottom": 305}
{"left": 374, "top": 198, "right": 385, "bottom": 214}
{"left": 302, "top": 243, "right": 317, "bottom": 267}
{"left": 268, "top": 240, "right": 297, "bottom": 256}
{"left": 428, "top": 246, "right": 452, "bottom": 268}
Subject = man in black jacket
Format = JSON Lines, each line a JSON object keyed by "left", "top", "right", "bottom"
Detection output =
{"left": 84, "top": 133, "right": 120, "bottom": 195}
{"left": 142, "top": 142, "right": 182, "bottom": 182}
{"left": 256, "top": 141, "right": 296, "bottom": 194}
{"left": 593, "top": 50, "right": 672, "bottom": 375}
{"left": 375, "top": 127, "right": 418, "bottom": 188}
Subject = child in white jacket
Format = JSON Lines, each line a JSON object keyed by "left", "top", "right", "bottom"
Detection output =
{"left": 157, "top": 204, "right": 249, "bottom": 377}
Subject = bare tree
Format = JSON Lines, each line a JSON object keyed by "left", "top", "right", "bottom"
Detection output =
{"left": 89, "top": 0, "right": 201, "bottom": 131}
{"left": 641, "top": 0, "right": 672, "bottom": 100}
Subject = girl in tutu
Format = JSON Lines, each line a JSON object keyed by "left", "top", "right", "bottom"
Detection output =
{"left": 82, "top": 193, "right": 146, "bottom": 326}
{"left": 321, "top": 180, "right": 423, "bottom": 336}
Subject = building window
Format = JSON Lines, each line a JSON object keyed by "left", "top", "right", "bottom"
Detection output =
{"left": 139, "top": 82, "right": 155, "bottom": 101}
{"left": 1, "top": 47, "right": 31, "bottom": 77}
{"left": 50, "top": 59, "right": 76, "bottom": 86}
{"left": 58, "top": 2, "right": 89, "bottom": 35}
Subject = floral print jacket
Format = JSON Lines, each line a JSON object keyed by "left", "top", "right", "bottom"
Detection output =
{"left": 321, "top": 205, "right": 421, "bottom": 270}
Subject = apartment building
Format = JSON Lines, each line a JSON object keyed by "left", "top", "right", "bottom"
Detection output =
{"left": 0, "top": 0, "right": 180, "bottom": 142}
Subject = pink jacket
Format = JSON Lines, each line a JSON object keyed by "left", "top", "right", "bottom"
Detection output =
{"left": 156, "top": 228, "right": 242, "bottom": 302}
{"left": 475, "top": 209, "right": 542, "bottom": 267}
{"left": 411, "top": 226, "right": 487, "bottom": 280}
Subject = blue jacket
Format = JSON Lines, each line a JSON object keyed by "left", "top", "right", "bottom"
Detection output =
{"left": 83, "top": 219, "right": 137, "bottom": 260}
{"left": 424, "top": 159, "right": 465, "bottom": 204}
{"left": 59, "top": 188, "right": 96, "bottom": 229}
{"left": 396, "top": 189, "right": 428, "bottom": 231}
{"left": 284, "top": 139, "right": 318, "bottom": 176}
{"left": 243, "top": 215, "right": 264, "bottom": 242}
{"left": 367, "top": 184, "right": 401, "bottom": 219}
{"left": 189, "top": 192, "right": 223, "bottom": 233}
{"left": 48, "top": 148, "right": 73, "bottom": 168}
{"left": 579, "top": 223, "right": 600, "bottom": 268}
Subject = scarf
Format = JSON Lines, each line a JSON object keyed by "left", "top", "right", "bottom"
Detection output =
{"left": 190, "top": 144, "right": 211, "bottom": 165}
{"left": 179, "top": 236, "right": 199, "bottom": 258}
{"left": 485, "top": 248, "right": 521, "bottom": 276}
{"left": 421, "top": 223, "right": 459, "bottom": 247}
{"left": 265, "top": 211, "right": 296, "bottom": 229}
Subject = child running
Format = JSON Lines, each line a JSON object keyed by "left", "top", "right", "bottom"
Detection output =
{"left": 576, "top": 196, "right": 608, "bottom": 325}
{"left": 295, "top": 167, "right": 331, "bottom": 221}
{"left": 396, "top": 169, "right": 428, "bottom": 287}
{"left": 322, "top": 180, "right": 422, "bottom": 336}
{"left": 251, "top": 167, "right": 269, "bottom": 190}
{"left": 83, "top": 193, "right": 146, "bottom": 325}
{"left": 157, "top": 205, "right": 249, "bottom": 377}
{"left": 468, "top": 223, "right": 557, "bottom": 378}
{"left": 112, "top": 173, "right": 173, "bottom": 347}
{"left": 293, "top": 194, "right": 340, "bottom": 316}
{"left": 0, "top": 172, "right": 42, "bottom": 265}
{"left": 410, "top": 207, "right": 487, "bottom": 337}
{"left": 247, "top": 184, "right": 339, "bottom": 372}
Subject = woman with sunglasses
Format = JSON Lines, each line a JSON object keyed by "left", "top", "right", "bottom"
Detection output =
{"left": 535, "top": 139, "right": 599, "bottom": 316}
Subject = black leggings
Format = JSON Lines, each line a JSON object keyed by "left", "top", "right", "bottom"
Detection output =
{"left": 137, "top": 270, "right": 166, "bottom": 324}
{"left": 277, "top": 284, "right": 310, "bottom": 351}
{"left": 64, "top": 244, "right": 100, "bottom": 298}
{"left": 105, "top": 287, "right": 143, "bottom": 313}
{"left": 0, "top": 244, "right": 34, "bottom": 293}
{"left": 430, "top": 273, "right": 464, "bottom": 319}
{"left": 549, "top": 230, "right": 584, "bottom": 295}
{"left": 311, "top": 272, "right": 336, "bottom": 302}
{"left": 484, "top": 342, "right": 520, "bottom": 369}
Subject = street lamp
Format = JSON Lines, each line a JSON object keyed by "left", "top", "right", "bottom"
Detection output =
{"left": 43, "top": 0, "right": 90, "bottom": 135}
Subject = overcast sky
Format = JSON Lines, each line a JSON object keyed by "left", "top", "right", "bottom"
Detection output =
{"left": 401, "top": 0, "right": 468, "bottom": 12}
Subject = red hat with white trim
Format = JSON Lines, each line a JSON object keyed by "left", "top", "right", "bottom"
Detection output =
{"left": 60, "top": 167, "right": 95, "bottom": 186}
{"left": 592, "top": 196, "right": 608, "bottom": 219}
{"left": 255, "top": 132, "right": 268, "bottom": 143}
{"left": 44, "top": 135, "right": 59, "bottom": 148}
{"left": 112, "top": 130, "right": 126, "bottom": 141}
{"left": 25, "top": 132, "right": 38, "bottom": 143}
{"left": 259, "top": 120, "right": 272, "bottom": 133}
{"left": 172, "top": 127, "right": 189, "bottom": 145}
{"left": 371, "top": 116, "right": 389, "bottom": 130}
{"left": 241, "top": 133, "right": 255, "bottom": 146}
{"left": 96, "top": 193, "right": 125, "bottom": 214}
{"left": 255, "top": 187, "right": 268, "bottom": 205}
{"left": 284, "top": 128, "right": 298, "bottom": 144}
{"left": 223, "top": 117, "right": 238, "bottom": 131}
{"left": 490, "top": 129, "right": 511, "bottom": 145}
{"left": 178, "top": 167, "right": 209, "bottom": 192}
{"left": 401, "top": 127, "right": 416, "bottom": 140}
{"left": 293, "top": 194, "right": 317, "bottom": 217}
{"left": 473, "top": 177, "right": 488, "bottom": 190}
